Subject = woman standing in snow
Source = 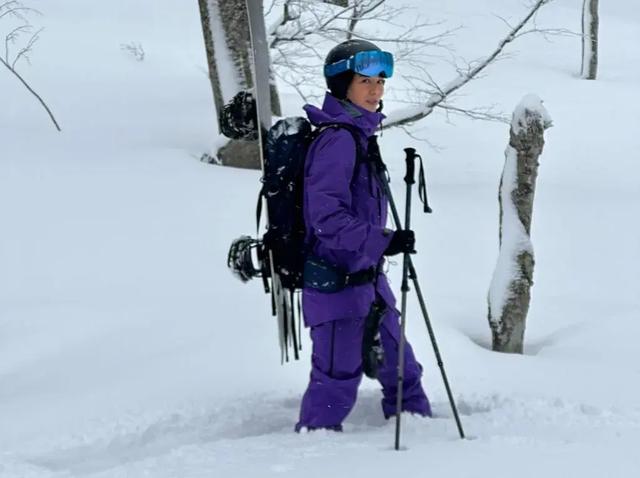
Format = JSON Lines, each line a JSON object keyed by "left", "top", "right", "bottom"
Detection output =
{"left": 296, "top": 39, "right": 431, "bottom": 432}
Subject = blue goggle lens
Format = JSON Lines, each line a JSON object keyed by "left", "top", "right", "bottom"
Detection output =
{"left": 324, "top": 50, "right": 394, "bottom": 78}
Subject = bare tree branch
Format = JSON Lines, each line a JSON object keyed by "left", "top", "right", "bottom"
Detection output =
{"left": 269, "top": 0, "right": 458, "bottom": 108}
{"left": 0, "top": 4, "right": 29, "bottom": 21}
{"left": 1, "top": 1, "right": 61, "bottom": 131}
{"left": 436, "top": 104, "right": 510, "bottom": 123}
{"left": 4, "top": 23, "right": 28, "bottom": 60}
{"left": 0, "top": 1, "right": 40, "bottom": 23}
{"left": 270, "top": 0, "right": 452, "bottom": 51}
{"left": 346, "top": 0, "right": 385, "bottom": 39}
{"left": 11, "top": 25, "right": 40, "bottom": 68}
{"left": 327, "top": 27, "right": 457, "bottom": 46}
{"left": 1, "top": 56, "right": 61, "bottom": 130}
{"left": 267, "top": 0, "right": 554, "bottom": 133}
{"left": 382, "top": 0, "right": 554, "bottom": 129}
{"left": 270, "top": 0, "right": 357, "bottom": 48}
{"left": 397, "top": 125, "right": 443, "bottom": 152}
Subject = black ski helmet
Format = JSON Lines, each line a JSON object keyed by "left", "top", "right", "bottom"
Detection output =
{"left": 324, "top": 39, "right": 382, "bottom": 100}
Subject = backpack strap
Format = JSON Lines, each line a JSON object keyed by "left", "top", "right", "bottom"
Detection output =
{"left": 312, "top": 122, "right": 366, "bottom": 167}
{"left": 315, "top": 123, "right": 378, "bottom": 196}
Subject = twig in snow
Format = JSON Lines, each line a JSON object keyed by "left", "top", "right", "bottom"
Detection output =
{"left": 120, "top": 41, "right": 145, "bottom": 61}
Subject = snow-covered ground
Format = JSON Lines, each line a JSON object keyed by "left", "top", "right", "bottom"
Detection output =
{"left": 1, "top": 0, "right": 639, "bottom": 476}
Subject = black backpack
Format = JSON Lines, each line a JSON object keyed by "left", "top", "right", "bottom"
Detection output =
{"left": 256, "top": 116, "right": 361, "bottom": 291}
{"left": 260, "top": 117, "right": 363, "bottom": 286}
{"left": 227, "top": 114, "right": 363, "bottom": 360}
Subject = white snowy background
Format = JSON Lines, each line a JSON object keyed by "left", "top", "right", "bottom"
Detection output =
{"left": 1, "top": 0, "right": 639, "bottom": 477}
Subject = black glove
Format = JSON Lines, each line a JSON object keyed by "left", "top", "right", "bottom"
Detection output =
{"left": 383, "top": 229, "right": 416, "bottom": 256}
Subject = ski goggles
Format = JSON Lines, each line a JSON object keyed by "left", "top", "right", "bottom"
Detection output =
{"left": 324, "top": 50, "right": 394, "bottom": 79}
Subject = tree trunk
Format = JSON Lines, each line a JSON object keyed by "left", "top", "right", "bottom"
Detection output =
{"left": 198, "top": 0, "right": 281, "bottom": 169}
{"left": 488, "top": 95, "right": 552, "bottom": 354}
{"left": 197, "top": 0, "right": 225, "bottom": 131}
{"left": 581, "top": 0, "right": 599, "bottom": 80}
{"left": 347, "top": 1, "right": 359, "bottom": 40}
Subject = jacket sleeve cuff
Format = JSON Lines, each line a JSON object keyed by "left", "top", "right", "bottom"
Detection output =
{"left": 366, "top": 227, "right": 394, "bottom": 263}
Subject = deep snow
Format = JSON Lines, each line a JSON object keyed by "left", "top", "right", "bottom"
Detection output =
{"left": 1, "top": 0, "right": 639, "bottom": 477}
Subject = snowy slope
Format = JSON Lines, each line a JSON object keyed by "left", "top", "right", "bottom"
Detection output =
{"left": 1, "top": 0, "right": 639, "bottom": 477}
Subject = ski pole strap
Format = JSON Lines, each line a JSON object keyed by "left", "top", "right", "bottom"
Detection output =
{"left": 415, "top": 153, "right": 433, "bottom": 214}
{"left": 303, "top": 256, "right": 378, "bottom": 293}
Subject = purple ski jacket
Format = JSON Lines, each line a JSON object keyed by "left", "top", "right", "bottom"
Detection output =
{"left": 302, "top": 93, "right": 396, "bottom": 327}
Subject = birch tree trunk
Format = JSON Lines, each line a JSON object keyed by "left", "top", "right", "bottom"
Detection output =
{"left": 197, "top": 0, "right": 225, "bottom": 131}
{"left": 581, "top": 0, "right": 599, "bottom": 80}
{"left": 198, "top": 0, "right": 281, "bottom": 169}
{"left": 488, "top": 95, "right": 552, "bottom": 354}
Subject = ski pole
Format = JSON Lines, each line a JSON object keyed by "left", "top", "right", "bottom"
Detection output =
{"left": 395, "top": 148, "right": 416, "bottom": 450}
{"left": 376, "top": 151, "right": 466, "bottom": 442}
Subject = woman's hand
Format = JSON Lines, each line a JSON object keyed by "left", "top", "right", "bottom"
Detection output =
{"left": 383, "top": 230, "right": 416, "bottom": 256}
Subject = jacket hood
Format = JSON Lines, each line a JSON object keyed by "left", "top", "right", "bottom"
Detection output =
{"left": 303, "top": 93, "right": 385, "bottom": 138}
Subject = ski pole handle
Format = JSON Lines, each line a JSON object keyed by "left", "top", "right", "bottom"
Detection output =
{"left": 404, "top": 148, "right": 417, "bottom": 186}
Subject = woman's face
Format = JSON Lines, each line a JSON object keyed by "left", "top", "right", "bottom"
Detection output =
{"left": 346, "top": 73, "right": 385, "bottom": 112}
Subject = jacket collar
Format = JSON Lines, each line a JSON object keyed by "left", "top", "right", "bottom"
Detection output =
{"left": 303, "top": 93, "right": 385, "bottom": 137}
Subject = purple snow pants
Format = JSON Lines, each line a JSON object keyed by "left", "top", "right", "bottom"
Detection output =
{"left": 295, "top": 307, "right": 431, "bottom": 431}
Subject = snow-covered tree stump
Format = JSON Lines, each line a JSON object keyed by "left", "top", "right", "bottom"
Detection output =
{"left": 488, "top": 95, "right": 552, "bottom": 354}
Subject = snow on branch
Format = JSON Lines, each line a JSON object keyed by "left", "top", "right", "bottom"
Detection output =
{"left": 383, "top": 0, "right": 554, "bottom": 130}
{"left": 0, "top": 1, "right": 61, "bottom": 131}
